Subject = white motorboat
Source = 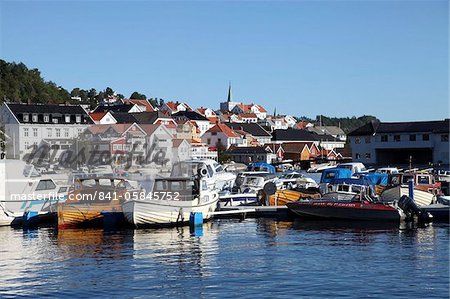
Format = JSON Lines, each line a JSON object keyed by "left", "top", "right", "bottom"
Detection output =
{"left": 0, "top": 160, "right": 70, "bottom": 224}
{"left": 171, "top": 159, "right": 236, "bottom": 191}
{"left": 276, "top": 171, "right": 318, "bottom": 190}
{"left": 122, "top": 176, "right": 219, "bottom": 227}
{"left": 380, "top": 172, "right": 440, "bottom": 206}
{"left": 218, "top": 174, "right": 278, "bottom": 208}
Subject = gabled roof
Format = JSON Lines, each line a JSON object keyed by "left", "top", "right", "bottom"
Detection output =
{"left": 196, "top": 107, "right": 216, "bottom": 116}
{"left": 93, "top": 103, "right": 137, "bottom": 113}
{"left": 173, "top": 111, "right": 209, "bottom": 121}
{"left": 308, "top": 126, "right": 346, "bottom": 136}
{"left": 254, "top": 104, "right": 267, "bottom": 113}
{"left": 172, "top": 139, "right": 190, "bottom": 148}
{"left": 225, "top": 123, "right": 271, "bottom": 137}
{"left": 89, "top": 112, "right": 108, "bottom": 121}
{"left": 86, "top": 124, "right": 130, "bottom": 135}
{"left": 348, "top": 119, "right": 450, "bottom": 136}
{"left": 272, "top": 128, "right": 318, "bottom": 142}
{"left": 138, "top": 124, "right": 162, "bottom": 136}
{"left": 206, "top": 123, "right": 240, "bottom": 138}
{"left": 5, "top": 102, "right": 92, "bottom": 124}
{"left": 281, "top": 142, "right": 314, "bottom": 153}
{"left": 110, "top": 112, "right": 137, "bottom": 124}
{"left": 239, "top": 113, "right": 258, "bottom": 118}
{"left": 122, "top": 99, "right": 156, "bottom": 112}
{"left": 129, "top": 111, "right": 172, "bottom": 124}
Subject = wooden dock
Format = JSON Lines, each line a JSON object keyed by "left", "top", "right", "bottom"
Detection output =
{"left": 212, "top": 205, "right": 294, "bottom": 219}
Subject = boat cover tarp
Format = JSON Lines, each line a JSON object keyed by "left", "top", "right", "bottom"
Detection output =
{"left": 320, "top": 168, "right": 352, "bottom": 184}
{"left": 247, "top": 162, "right": 276, "bottom": 174}
{"left": 355, "top": 172, "right": 388, "bottom": 186}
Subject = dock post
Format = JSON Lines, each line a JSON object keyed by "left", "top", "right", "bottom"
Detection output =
{"left": 189, "top": 212, "right": 203, "bottom": 236}
{"left": 408, "top": 179, "right": 414, "bottom": 201}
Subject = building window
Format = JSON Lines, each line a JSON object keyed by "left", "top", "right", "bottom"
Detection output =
{"left": 24, "top": 141, "right": 29, "bottom": 149}
{"left": 23, "top": 114, "right": 29, "bottom": 122}
{"left": 364, "top": 137, "right": 371, "bottom": 144}
{"left": 355, "top": 153, "right": 361, "bottom": 159}
{"left": 65, "top": 115, "right": 71, "bottom": 123}
{"left": 23, "top": 128, "right": 29, "bottom": 137}
{"left": 47, "top": 128, "right": 52, "bottom": 138}
{"left": 381, "top": 135, "right": 388, "bottom": 142}
{"left": 355, "top": 138, "right": 361, "bottom": 144}
{"left": 64, "top": 129, "right": 69, "bottom": 138}
{"left": 53, "top": 118, "right": 58, "bottom": 124}
{"left": 76, "top": 115, "right": 81, "bottom": 123}
{"left": 33, "top": 128, "right": 38, "bottom": 137}
{"left": 442, "top": 134, "right": 449, "bottom": 142}
{"left": 365, "top": 153, "right": 371, "bottom": 159}
{"left": 409, "top": 134, "right": 416, "bottom": 141}
{"left": 56, "top": 129, "right": 61, "bottom": 137}
{"left": 423, "top": 134, "right": 430, "bottom": 141}
{"left": 32, "top": 114, "right": 38, "bottom": 122}
{"left": 44, "top": 115, "right": 49, "bottom": 122}
{"left": 207, "top": 138, "right": 211, "bottom": 145}
{"left": 393, "top": 135, "right": 400, "bottom": 142}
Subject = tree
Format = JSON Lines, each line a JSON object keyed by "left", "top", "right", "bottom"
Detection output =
{"left": 0, "top": 59, "right": 70, "bottom": 104}
{"left": 130, "top": 91, "right": 146, "bottom": 100}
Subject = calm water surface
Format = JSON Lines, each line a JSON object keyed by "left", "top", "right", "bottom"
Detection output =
{"left": 0, "top": 219, "right": 448, "bottom": 298}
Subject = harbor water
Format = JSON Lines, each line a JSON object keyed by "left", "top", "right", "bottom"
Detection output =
{"left": 0, "top": 219, "right": 448, "bottom": 298}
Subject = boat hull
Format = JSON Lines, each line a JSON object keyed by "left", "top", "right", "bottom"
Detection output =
{"left": 268, "top": 189, "right": 321, "bottom": 206}
{"left": 122, "top": 198, "right": 218, "bottom": 227}
{"left": 57, "top": 202, "right": 124, "bottom": 229}
{"left": 218, "top": 193, "right": 259, "bottom": 208}
{"left": 381, "top": 186, "right": 435, "bottom": 206}
{"left": 286, "top": 200, "right": 402, "bottom": 221}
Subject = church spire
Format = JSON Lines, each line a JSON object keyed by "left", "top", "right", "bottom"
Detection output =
{"left": 273, "top": 107, "right": 277, "bottom": 117}
{"left": 227, "top": 81, "right": 232, "bottom": 102}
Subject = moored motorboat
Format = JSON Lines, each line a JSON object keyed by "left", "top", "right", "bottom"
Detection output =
{"left": 0, "top": 160, "right": 69, "bottom": 226}
{"left": 268, "top": 189, "right": 321, "bottom": 206}
{"left": 380, "top": 172, "right": 441, "bottom": 206}
{"left": 286, "top": 200, "right": 404, "bottom": 221}
{"left": 122, "top": 176, "right": 219, "bottom": 227}
{"left": 57, "top": 177, "right": 139, "bottom": 229}
{"left": 286, "top": 184, "right": 405, "bottom": 221}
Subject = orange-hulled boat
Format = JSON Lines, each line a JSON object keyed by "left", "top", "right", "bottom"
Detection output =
{"left": 58, "top": 177, "right": 139, "bottom": 229}
{"left": 268, "top": 189, "right": 321, "bottom": 206}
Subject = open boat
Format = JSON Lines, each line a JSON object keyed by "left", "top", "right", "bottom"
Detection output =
{"left": 57, "top": 177, "right": 139, "bottom": 229}
{"left": 380, "top": 172, "right": 441, "bottom": 206}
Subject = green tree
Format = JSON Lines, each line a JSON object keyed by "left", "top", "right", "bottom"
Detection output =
{"left": 130, "top": 91, "right": 146, "bottom": 100}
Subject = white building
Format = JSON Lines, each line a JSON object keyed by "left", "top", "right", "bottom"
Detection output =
{"left": 0, "top": 103, "right": 93, "bottom": 159}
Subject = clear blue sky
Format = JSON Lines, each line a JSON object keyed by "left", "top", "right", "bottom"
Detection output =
{"left": 1, "top": 0, "right": 448, "bottom": 121}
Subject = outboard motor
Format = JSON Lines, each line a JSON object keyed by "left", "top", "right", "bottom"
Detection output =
{"left": 398, "top": 195, "right": 432, "bottom": 222}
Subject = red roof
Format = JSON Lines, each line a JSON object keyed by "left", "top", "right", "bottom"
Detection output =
{"left": 255, "top": 105, "right": 267, "bottom": 113}
{"left": 239, "top": 113, "right": 257, "bottom": 118}
{"left": 89, "top": 112, "right": 107, "bottom": 121}
{"left": 205, "top": 123, "right": 240, "bottom": 138}
{"left": 122, "top": 99, "right": 156, "bottom": 112}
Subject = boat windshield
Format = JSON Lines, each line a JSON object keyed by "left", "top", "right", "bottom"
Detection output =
{"left": 244, "top": 177, "right": 262, "bottom": 187}
{"left": 23, "top": 165, "right": 40, "bottom": 178}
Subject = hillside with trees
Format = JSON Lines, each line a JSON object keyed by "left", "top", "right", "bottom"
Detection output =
{"left": 297, "top": 115, "right": 379, "bottom": 134}
{"left": 0, "top": 59, "right": 71, "bottom": 104}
